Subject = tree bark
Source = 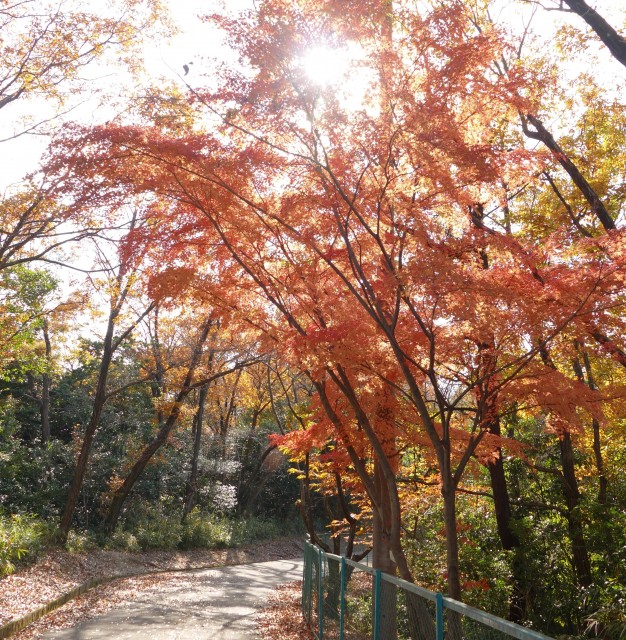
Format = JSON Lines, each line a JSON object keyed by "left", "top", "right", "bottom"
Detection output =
{"left": 182, "top": 384, "right": 209, "bottom": 521}
{"left": 575, "top": 348, "right": 608, "bottom": 505}
{"left": 372, "top": 458, "right": 398, "bottom": 640}
{"left": 521, "top": 114, "right": 615, "bottom": 232}
{"left": 562, "top": 0, "right": 626, "bottom": 69}
{"left": 559, "top": 431, "right": 593, "bottom": 587}
{"left": 540, "top": 344, "right": 593, "bottom": 588}
{"left": 40, "top": 318, "right": 51, "bottom": 444}
{"left": 57, "top": 302, "right": 119, "bottom": 541}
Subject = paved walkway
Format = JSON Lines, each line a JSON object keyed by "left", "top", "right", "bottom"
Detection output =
{"left": 41, "top": 558, "right": 303, "bottom": 640}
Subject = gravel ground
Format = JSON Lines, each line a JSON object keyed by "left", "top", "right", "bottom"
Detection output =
{"left": 0, "top": 537, "right": 303, "bottom": 639}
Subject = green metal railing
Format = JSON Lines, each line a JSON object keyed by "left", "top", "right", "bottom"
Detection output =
{"left": 302, "top": 541, "right": 554, "bottom": 640}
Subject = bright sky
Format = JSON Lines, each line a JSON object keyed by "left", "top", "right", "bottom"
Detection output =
{"left": 1, "top": 0, "right": 624, "bottom": 330}
{"left": 1, "top": 0, "right": 625, "bottom": 190}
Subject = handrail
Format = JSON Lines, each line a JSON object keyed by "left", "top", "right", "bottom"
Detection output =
{"left": 303, "top": 540, "right": 554, "bottom": 640}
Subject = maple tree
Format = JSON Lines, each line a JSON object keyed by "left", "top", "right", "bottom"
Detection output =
{"left": 1, "top": 0, "right": 625, "bottom": 636}
{"left": 42, "top": 1, "right": 626, "bottom": 614}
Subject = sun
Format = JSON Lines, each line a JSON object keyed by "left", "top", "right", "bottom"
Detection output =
{"left": 301, "top": 46, "right": 350, "bottom": 86}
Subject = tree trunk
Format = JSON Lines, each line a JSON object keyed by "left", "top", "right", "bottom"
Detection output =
{"left": 563, "top": 0, "right": 626, "bottom": 69}
{"left": 57, "top": 308, "right": 118, "bottom": 541}
{"left": 521, "top": 114, "right": 615, "bottom": 232}
{"left": 182, "top": 384, "right": 209, "bottom": 521}
{"left": 559, "top": 432, "right": 593, "bottom": 587}
{"left": 580, "top": 350, "right": 607, "bottom": 505}
{"left": 103, "top": 320, "right": 213, "bottom": 533}
{"left": 484, "top": 415, "right": 526, "bottom": 622}
{"left": 40, "top": 318, "right": 51, "bottom": 444}
{"left": 372, "top": 458, "right": 398, "bottom": 640}
{"left": 441, "top": 476, "right": 462, "bottom": 601}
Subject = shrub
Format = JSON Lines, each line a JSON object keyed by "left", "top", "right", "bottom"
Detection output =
{"left": 181, "top": 510, "right": 232, "bottom": 549}
{"left": 0, "top": 512, "right": 51, "bottom": 576}
{"left": 230, "top": 516, "right": 284, "bottom": 545}
{"left": 103, "top": 529, "right": 140, "bottom": 552}
{"left": 65, "top": 529, "right": 99, "bottom": 553}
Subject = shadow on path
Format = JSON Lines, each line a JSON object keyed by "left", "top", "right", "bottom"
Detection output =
{"left": 42, "top": 558, "right": 303, "bottom": 640}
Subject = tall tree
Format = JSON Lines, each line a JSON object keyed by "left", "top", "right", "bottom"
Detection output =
{"left": 47, "top": 0, "right": 626, "bottom": 608}
{"left": 58, "top": 212, "right": 155, "bottom": 540}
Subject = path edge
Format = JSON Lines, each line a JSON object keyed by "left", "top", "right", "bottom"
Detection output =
{"left": 0, "top": 542, "right": 305, "bottom": 640}
{"left": 1, "top": 565, "right": 227, "bottom": 639}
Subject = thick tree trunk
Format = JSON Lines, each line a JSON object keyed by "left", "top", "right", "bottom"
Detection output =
{"left": 182, "top": 384, "right": 209, "bottom": 521}
{"left": 442, "top": 475, "right": 464, "bottom": 640}
{"left": 441, "top": 477, "right": 462, "bottom": 601}
{"left": 372, "top": 459, "right": 398, "bottom": 640}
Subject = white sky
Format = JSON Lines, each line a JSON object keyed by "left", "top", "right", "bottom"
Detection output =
{"left": 0, "top": 0, "right": 625, "bottom": 207}
{"left": 2, "top": 0, "right": 625, "bottom": 190}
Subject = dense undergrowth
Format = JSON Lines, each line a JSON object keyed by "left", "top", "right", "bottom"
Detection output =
{"left": 0, "top": 508, "right": 302, "bottom": 578}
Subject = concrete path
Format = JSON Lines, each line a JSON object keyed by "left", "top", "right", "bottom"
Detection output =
{"left": 41, "top": 558, "right": 303, "bottom": 640}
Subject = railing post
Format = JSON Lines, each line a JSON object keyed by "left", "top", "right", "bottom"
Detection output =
{"left": 306, "top": 543, "right": 313, "bottom": 623}
{"left": 339, "top": 556, "right": 346, "bottom": 640}
{"left": 302, "top": 543, "right": 306, "bottom": 617}
{"left": 436, "top": 592, "right": 444, "bottom": 640}
{"left": 318, "top": 546, "right": 324, "bottom": 640}
{"left": 373, "top": 569, "right": 381, "bottom": 640}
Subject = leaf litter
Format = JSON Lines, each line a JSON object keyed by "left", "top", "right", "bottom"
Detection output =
{"left": 1, "top": 537, "right": 303, "bottom": 639}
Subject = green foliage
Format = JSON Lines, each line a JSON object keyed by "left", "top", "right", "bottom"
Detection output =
{"left": 120, "top": 498, "right": 184, "bottom": 550}
{"left": 181, "top": 509, "right": 232, "bottom": 549}
{"left": 0, "top": 266, "right": 58, "bottom": 381}
{"left": 0, "top": 399, "right": 74, "bottom": 517}
{"left": 103, "top": 529, "right": 141, "bottom": 552}
{"left": 0, "top": 512, "right": 51, "bottom": 577}
{"left": 64, "top": 529, "right": 99, "bottom": 554}
{"left": 117, "top": 499, "right": 297, "bottom": 551}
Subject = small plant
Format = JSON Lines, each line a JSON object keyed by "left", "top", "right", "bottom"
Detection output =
{"left": 65, "top": 529, "right": 99, "bottom": 553}
{"left": 104, "top": 529, "right": 140, "bottom": 552}
{"left": 0, "top": 512, "right": 51, "bottom": 576}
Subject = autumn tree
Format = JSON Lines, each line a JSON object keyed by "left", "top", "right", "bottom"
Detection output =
{"left": 46, "top": 0, "right": 626, "bottom": 619}
{"left": 57, "top": 210, "right": 156, "bottom": 541}
{"left": 102, "top": 305, "right": 258, "bottom": 532}
{"left": 0, "top": 0, "right": 165, "bottom": 278}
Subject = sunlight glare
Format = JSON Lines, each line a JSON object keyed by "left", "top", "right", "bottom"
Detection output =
{"left": 301, "top": 46, "right": 350, "bottom": 86}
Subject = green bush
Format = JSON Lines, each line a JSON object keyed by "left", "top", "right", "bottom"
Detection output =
{"left": 230, "top": 516, "right": 285, "bottom": 545}
{"left": 134, "top": 515, "right": 183, "bottom": 550}
{"left": 181, "top": 510, "right": 232, "bottom": 549}
{"left": 180, "top": 510, "right": 293, "bottom": 549}
{"left": 0, "top": 512, "right": 51, "bottom": 576}
{"left": 65, "top": 529, "right": 99, "bottom": 554}
{"left": 103, "top": 529, "right": 141, "bottom": 552}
